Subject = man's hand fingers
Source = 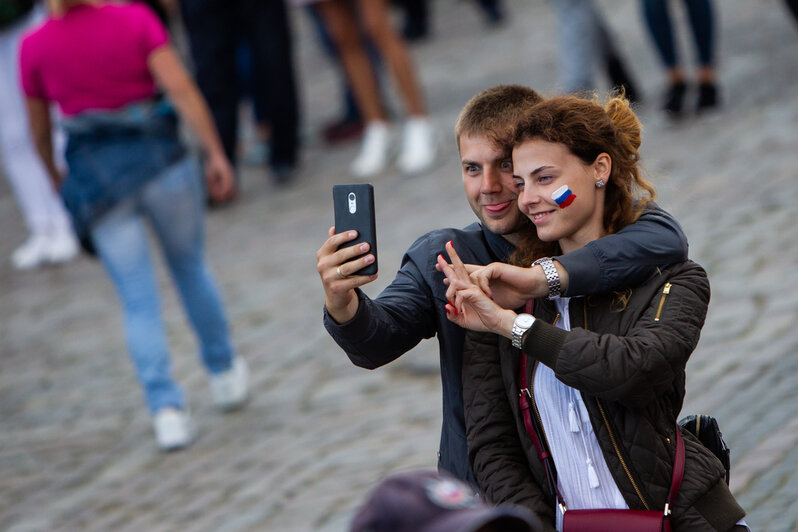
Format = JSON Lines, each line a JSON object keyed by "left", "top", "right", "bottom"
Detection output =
{"left": 330, "top": 254, "right": 376, "bottom": 280}
{"left": 318, "top": 232, "right": 370, "bottom": 269}
{"left": 330, "top": 272, "right": 378, "bottom": 291}
{"left": 320, "top": 229, "right": 360, "bottom": 255}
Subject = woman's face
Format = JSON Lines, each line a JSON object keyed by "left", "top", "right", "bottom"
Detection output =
{"left": 512, "top": 139, "right": 610, "bottom": 253}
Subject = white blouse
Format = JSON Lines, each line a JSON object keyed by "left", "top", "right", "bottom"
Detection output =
{"left": 532, "top": 297, "right": 628, "bottom": 531}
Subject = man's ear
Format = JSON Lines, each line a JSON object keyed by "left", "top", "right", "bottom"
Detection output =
{"left": 594, "top": 153, "right": 612, "bottom": 185}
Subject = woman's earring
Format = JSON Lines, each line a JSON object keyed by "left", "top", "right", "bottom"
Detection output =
{"left": 595, "top": 180, "right": 605, "bottom": 188}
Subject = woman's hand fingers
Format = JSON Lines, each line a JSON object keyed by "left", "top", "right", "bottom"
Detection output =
{"left": 445, "top": 240, "right": 470, "bottom": 279}
{"left": 469, "top": 267, "right": 494, "bottom": 299}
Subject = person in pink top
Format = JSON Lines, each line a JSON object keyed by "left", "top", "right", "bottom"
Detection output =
{"left": 20, "top": 0, "right": 247, "bottom": 451}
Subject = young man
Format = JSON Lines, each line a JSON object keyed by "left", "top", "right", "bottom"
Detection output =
{"left": 315, "top": 85, "right": 687, "bottom": 484}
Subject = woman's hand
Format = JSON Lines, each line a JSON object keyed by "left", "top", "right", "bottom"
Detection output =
{"left": 467, "top": 262, "right": 552, "bottom": 309}
{"left": 205, "top": 151, "right": 236, "bottom": 202}
{"left": 436, "top": 241, "right": 517, "bottom": 337}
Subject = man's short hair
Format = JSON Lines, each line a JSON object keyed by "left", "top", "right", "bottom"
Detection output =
{"left": 454, "top": 85, "right": 543, "bottom": 152}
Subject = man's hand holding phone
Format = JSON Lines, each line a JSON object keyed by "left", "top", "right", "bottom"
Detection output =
{"left": 316, "top": 226, "right": 378, "bottom": 324}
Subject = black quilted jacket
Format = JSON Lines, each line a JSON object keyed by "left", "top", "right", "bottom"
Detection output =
{"left": 463, "top": 261, "right": 745, "bottom": 531}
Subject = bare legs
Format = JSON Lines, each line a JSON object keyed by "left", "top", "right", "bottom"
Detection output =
{"left": 315, "top": 0, "right": 435, "bottom": 176}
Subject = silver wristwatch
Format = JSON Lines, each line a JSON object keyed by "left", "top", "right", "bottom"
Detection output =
{"left": 512, "top": 313, "right": 536, "bottom": 350}
{"left": 532, "top": 257, "right": 561, "bottom": 299}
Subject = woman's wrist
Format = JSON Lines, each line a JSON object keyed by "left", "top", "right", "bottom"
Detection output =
{"left": 497, "top": 310, "right": 518, "bottom": 339}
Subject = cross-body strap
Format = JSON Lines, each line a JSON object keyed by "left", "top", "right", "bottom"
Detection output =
{"left": 665, "top": 428, "right": 685, "bottom": 517}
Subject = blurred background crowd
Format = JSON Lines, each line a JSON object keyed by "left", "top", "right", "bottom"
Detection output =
{"left": 6, "top": 0, "right": 775, "bottom": 276}
{"left": 2, "top": 0, "right": 798, "bottom": 530}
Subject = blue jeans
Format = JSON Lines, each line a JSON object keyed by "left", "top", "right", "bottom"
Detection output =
{"left": 91, "top": 157, "right": 234, "bottom": 413}
{"left": 642, "top": 0, "right": 715, "bottom": 68}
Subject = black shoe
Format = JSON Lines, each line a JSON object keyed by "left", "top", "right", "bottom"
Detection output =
{"left": 662, "top": 81, "right": 687, "bottom": 117}
{"left": 606, "top": 55, "right": 640, "bottom": 104}
{"left": 696, "top": 82, "right": 718, "bottom": 114}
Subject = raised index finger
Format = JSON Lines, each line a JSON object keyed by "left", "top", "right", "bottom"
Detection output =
{"left": 445, "top": 241, "right": 470, "bottom": 280}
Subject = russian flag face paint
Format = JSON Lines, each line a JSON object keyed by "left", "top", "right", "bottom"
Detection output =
{"left": 552, "top": 185, "right": 576, "bottom": 209}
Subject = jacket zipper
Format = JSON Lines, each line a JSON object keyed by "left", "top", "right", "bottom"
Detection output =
{"left": 582, "top": 299, "right": 651, "bottom": 509}
{"left": 595, "top": 398, "right": 651, "bottom": 510}
{"left": 654, "top": 283, "right": 672, "bottom": 322}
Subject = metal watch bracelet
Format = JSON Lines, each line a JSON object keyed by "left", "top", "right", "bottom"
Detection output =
{"left": 532, "top": 257, "right": 561, "bottom": 299}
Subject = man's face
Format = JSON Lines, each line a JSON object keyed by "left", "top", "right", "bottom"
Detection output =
{"left": 460, "top": 134, "right": 528, "bottom": 240}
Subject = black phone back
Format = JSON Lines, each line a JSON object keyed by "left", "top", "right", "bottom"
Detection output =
{"left": 333, "top": 184, "right": 377, "bottom": 275}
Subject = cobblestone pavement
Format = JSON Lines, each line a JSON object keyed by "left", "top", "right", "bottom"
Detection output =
{"left": 2, "top": 0, "right": 797, "bottom": 530}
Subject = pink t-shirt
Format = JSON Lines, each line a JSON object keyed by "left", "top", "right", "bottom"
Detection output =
{"left": 19, "top": 2, "right": 169, "bottom": 116}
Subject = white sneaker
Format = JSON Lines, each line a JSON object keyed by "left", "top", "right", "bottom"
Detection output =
{"left": 350, "top": 121, "right": 391, "bottom": 178}
{"left": 11, "top": 233, "right": 51, "bottom": 270}
{"left": 210, "top": 357, "right": 250, "bottom": 411}
{"left": 46, "top": 228, "right": 79, "bottom": 264}
{"left": 397, "top": 117, "right": 436, "bottom": 175}
{"left": 153, "top": 408, "right": 196, "bottom": 451}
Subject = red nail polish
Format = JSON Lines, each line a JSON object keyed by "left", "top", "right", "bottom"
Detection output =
{"left": 447, "top": 240, "right": 453, "bottom": 248}
{"left": 454, "top": 307, "right": 459, "bottom": 316}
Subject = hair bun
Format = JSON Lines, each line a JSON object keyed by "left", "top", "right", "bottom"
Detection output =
{"left": 605, "top": 97, "right": 642, "bottom": 154}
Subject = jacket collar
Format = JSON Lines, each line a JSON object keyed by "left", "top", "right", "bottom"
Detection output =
{"left": 480, "top": 224, "right": 515, "bottom": 263}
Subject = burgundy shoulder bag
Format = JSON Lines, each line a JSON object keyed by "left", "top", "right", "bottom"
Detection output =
{"left": 517, "top": 302, "right": 684, "bottom": 532}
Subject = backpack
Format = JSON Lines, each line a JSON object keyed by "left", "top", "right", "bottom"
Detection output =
{"left": 679, "top": 414, "right": 731, "bottom": 485}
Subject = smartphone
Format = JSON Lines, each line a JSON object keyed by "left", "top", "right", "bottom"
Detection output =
{"left": 333, "top": 184, "right": 378, "bottom": 275}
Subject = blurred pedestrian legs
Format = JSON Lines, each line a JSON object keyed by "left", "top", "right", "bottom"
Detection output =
{"left": 397, "top": 0, "right": 505, "bottom": 42}
{"left": 0, "top": 5, "right": 77, "bottom": 269}
{"left": 179, "top": 0, "right": 300, "bottom": 186}
{"left": 90, "top": 158, "right": 239, "bottom": 419}
{"left": 551, "top": 0, "right": 639, "bottom": 101}
{"left": 641, "top": 0, "right": 719, "bottom": 117}
{"left": 306, "top": 0, "right": 436, "bottom": 178}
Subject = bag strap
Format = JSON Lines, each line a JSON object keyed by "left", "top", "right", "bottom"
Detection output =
{"left": 665, "top": 428, "right": 685, "bottom": 517}
{"left": 517, "top": 300, "right": 562, "bottom": 501}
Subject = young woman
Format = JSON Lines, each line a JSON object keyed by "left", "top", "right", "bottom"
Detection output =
{"left": 437, "top": 95, "right": 746, "bottom": 530}
{"left": 20, "top": 0, "right": 247, "bottom": 450}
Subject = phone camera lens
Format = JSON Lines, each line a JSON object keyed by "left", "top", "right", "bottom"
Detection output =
{"left": 348, "top": 193, "right": 356, "bottom": 201}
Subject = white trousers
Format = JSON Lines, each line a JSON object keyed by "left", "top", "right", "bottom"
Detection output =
{"left": 0, "top": 9, "right": 71, "bottom": 236}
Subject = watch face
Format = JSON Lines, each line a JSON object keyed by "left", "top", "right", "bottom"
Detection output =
{"left": 515, "top": 314, "right": 535, "bottom": 328}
